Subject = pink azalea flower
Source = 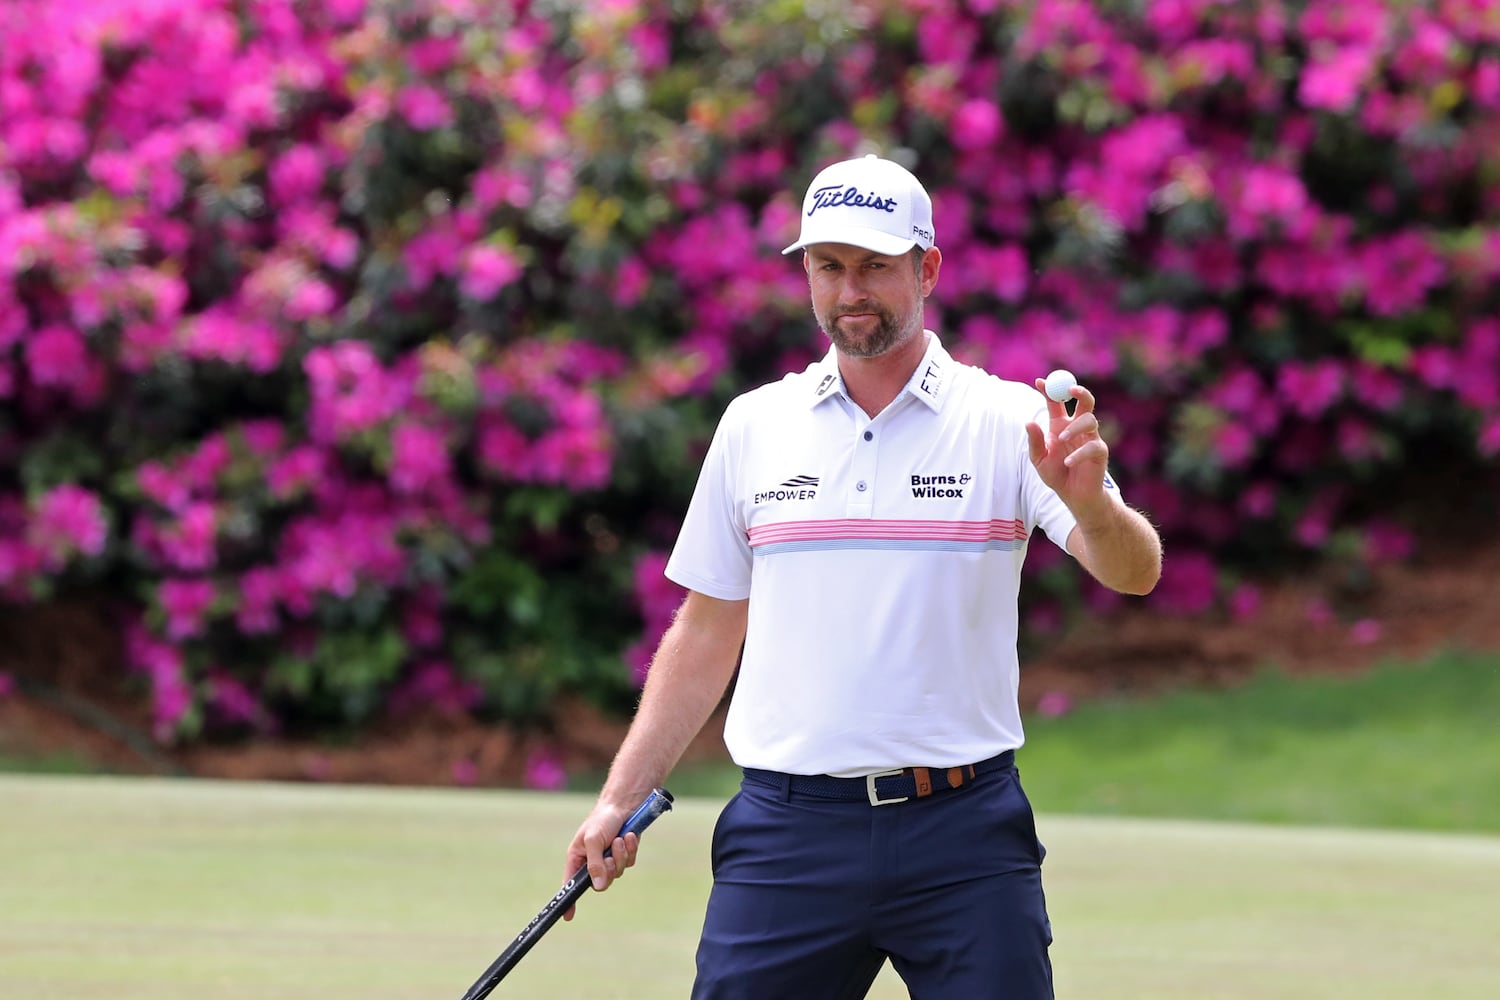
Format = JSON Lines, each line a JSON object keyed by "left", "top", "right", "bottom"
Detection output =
{"left": 301, "top": 754, "right": 334, "bottom": 781}
{"left": 452, "top": 758, "right": 479, "bottom": 786}
{"left": 1478, "top": 415, "right": 1500, "bottom": 457}
{"left": 950, "top": 99, "right": 1004, "bottom": 150}
{"left": 1035, "top": 691, "right": 1073, "bottom": 719}
{"left": 1300, "top": 40, "right": 1379, "bottom": 112}
{"left": 1304, "top": 598, "right": 1335, "bottom": 626}
{"left": 237, "top": 420, "right": 285, "bottom": 458}
{"left": 269, "top": 145, "right": 326, "bottom": 206}
{"left": 29, "top": 484, "right": 109, "bottom": 567}
{"left": 1024, "top": 602, "right": 1062, "bottom": 635}
{"left": 24, "top": 325, "right": 88, "bottom": 389}
{"left": 524, "top": 747, "right": 568, "bottom": 791}
{"left": 471, "top": 164, "right": 533, "bottom": 212}
{"left": 391, "top": 660, "right": 480, "bottom": 717}
{"left": 285, "top": 278, "right": 337, "bottom": 320}
{"left": 1362, "top": 520, "right": 1415, "bottom": 562}
{"left": 397, "top": 84, "right": 454, "bottom": 130}
{"left": 1150, "top": 550, "right": 1218, "bottom": 615}
{"left": 1228, "top": 584, "right": 1263, "bottom": 621}
{"left": 459, "top": 244, "right": 523, "bottom": 301}
{"left": 1349, "top": 362, "right": 1403, "bottom": 411}
{"left": 1211, "top": 422, "right": 1255, "bottom": 469}
{"left": 151, "top": 668, "right": 194, "bottom": 744}
{"left": 159, "top": 578, "right": 217, "bottom": 640}
{"left": 401, "top": 599, "right": 445, "bottom": 650}
{"left": 1277, "top": 360, "right": 1344, "bottom": 418}
{"left": 628, "top": 22, "right": 670, "bottom": 72}
{"left": 207, "top": 671, "right": 268, "bottom": 729}
{"left": 611, "top": 255, "right": 651, "bottom": 307}
{"left": 477, "top": 420, "right": 531, "bottom": 478}
{"left": 388, "top": 422, "right": 451, "bottom": 494}
{"left": 236, "top": 567, "right": 281, "bottom": 635}
{"left": 304, "top": 341, "right": 406, "bottom": 443}
{"left": 158, "top": 502, "right": 219, "bottom": 571}
{"left": 402, "top": 225, "right": 465, "bottom": 291}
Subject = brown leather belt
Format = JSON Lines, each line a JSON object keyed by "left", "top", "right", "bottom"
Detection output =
{"left": 743, "top": 749, "right": 1015, "bottom": 806}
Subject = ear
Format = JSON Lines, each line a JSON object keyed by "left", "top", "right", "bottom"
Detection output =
{"left": 920, "top": 246, "right": 942, "bottom": 296}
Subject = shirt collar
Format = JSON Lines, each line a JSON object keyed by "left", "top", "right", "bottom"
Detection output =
{"left": 807, "top": 330, "right": 951, "bottom": 412}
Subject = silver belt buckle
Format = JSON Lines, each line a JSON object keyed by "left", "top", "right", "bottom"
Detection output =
{"left": 865, "top": 768, "right": 908, "bottom": 806}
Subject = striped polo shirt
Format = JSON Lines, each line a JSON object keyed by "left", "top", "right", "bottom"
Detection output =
{"left": 665, "top": 333, "right": 1111, "bottom": 776}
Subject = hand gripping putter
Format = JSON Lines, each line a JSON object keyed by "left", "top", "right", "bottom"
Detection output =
{"left": 457, "top": 788, "right": 674, "bottom": 999}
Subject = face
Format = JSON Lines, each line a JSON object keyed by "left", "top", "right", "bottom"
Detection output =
{"left": 804, "top": 244, "right": 940, "bottom": 359}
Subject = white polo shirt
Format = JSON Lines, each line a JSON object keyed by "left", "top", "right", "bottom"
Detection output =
{"left": 665, "top": 333, "right": 1116, "bottom": 776}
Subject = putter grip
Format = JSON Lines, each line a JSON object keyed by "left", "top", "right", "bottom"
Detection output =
{"left": 615, "top": 786, "right": 675, "bottom": 842}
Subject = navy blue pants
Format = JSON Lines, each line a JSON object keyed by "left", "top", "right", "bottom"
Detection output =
{"left": 691, "top": 761, "right": 1054, "bottom": 999}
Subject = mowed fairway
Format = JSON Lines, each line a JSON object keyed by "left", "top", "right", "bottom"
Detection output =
{"left": 4, "top": 775, "right": 1498, "bottom": 999}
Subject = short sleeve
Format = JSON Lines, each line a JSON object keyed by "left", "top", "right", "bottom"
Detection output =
{"left": 664, "top": 401, "right": 754, "bottom": 600}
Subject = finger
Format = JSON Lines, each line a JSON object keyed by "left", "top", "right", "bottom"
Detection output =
{"left": 562, "top": 838, "right": 587, "bottom": 920}
{"left": 606, "top": 837, "right": 628, "bottom": 880}
{"left": 1057, "top": 412, "right": 1098, "bottom": 442}
{"left": 1071, "top": 384, "right": 1096, "bottom": 413}
{"left": 1062, "top": 439, "right": 1109, "bottom": 468}
{"left": 585, "top": 834, "right": 611, "bottom": 892}
{"left": 1025, "top": 421, "right": 1047, "bottom": 465}
{"left": 614, "top": 832, "right": 639, "bottom": 872}
{"left": 1034, "top": 378, "right": 1069, "bottom": 418}
{"left": 623, "top": 831, "right": 640, "bottom": 867}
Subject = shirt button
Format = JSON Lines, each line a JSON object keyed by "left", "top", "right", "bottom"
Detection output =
{"left": 856, "top": 480, "right": 868, "bottom": 492}
{"left": 863, "top": 430, "right": 873, "bottom": 441}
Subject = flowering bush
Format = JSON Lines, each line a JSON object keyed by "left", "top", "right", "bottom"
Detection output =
{"left": 3, "top": 0, "right": 1497, "bottom": 745}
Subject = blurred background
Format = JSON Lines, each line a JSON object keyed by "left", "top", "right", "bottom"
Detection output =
{"left": 2, "top": 0, "right": 1498, "bottom": 806}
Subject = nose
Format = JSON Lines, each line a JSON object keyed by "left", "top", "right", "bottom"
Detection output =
{"left": 835, "top": 270, "right": 873, "bottom": 307}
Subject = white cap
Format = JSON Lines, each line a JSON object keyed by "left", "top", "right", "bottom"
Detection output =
{"left": 782, "top": 154, "right": 935, "bottom": 256}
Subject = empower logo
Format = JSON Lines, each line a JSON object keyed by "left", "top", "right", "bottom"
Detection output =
{"left": 754, "top": 475, "right": 820, "bottom": 504}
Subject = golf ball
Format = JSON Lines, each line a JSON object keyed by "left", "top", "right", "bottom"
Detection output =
{"left": 1044, "top": 369, "right": 1076, "bottom": 403}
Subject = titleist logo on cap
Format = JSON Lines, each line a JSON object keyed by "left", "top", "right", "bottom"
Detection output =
{"left": 807, "top": 185, "right": 899, "bottom": 216}
{"left": 781, "top": 154, "right": 934, "bottom": 255}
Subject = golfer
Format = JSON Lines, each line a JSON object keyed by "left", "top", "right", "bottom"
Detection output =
{"left": 566, "top": 153, "right": 1163, "bottom": 998}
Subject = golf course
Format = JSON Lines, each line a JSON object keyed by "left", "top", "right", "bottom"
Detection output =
{"left": 6, "top": 681, "right": 1499, "bottom": 1000}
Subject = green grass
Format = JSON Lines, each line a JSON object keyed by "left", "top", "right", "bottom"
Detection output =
{"left": 660, "top": 649, "right": 1500, "bottom": 834}
{"left": 1018, "top": 649, "right": 1500, "bottom": 833}
{"left": 3, "top": 775, "right": 1499, "bottom": 999}
{"left": 0, "top": 751, "right": 95, "bottom": 774}
{"left": 4, "top": 650, "right": 1497, "bottom": 996}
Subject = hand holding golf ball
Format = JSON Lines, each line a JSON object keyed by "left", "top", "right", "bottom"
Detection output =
{"left": 1044, "top": 368, "right": 1076, "bottom": 403}
{"left": 1027, "top": 369, "right": 1110, "bottom": 505}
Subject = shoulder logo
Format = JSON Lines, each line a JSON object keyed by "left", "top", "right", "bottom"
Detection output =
{"left": 754, "top": 475, "right": 819, "bottom": 504}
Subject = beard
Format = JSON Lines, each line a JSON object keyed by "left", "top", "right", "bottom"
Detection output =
{"left": 814, "top": 297, "right": 923, "bottom": 359}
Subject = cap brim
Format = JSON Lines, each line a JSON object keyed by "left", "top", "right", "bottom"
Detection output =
{"left": 782, "top": 226, "right": 919, "bottom": 256}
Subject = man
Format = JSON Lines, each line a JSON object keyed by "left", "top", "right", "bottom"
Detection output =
{"left": 565, "top": 153, "right": 1162, "bottom": 998}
